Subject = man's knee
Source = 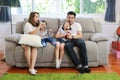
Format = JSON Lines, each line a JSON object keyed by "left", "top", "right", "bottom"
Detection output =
{"left": 65, "top": 42, "right": 72, "bottom": 47}
{"left": 77, "top": 39, "right": 85, "bottom": 45}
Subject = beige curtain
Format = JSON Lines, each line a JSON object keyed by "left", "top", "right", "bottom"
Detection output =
{"left": 116, "top": 0, "right": 120, "bottom": 23}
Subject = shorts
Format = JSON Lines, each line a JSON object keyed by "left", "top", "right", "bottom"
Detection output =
{"left": 57, "top": 38, "right": 66, "bottom": 43}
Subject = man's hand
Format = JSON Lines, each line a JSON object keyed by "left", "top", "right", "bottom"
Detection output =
{"left": 66, "top": 33, "right": 72, "bottom": 39}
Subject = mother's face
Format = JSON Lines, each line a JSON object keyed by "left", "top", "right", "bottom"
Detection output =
{"left": 33, "top": 13, "right": 39, "bottom": 23}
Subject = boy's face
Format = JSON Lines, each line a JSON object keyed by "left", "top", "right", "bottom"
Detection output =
{"left": 41, "top": 22, "right": 47, "bottom": 29}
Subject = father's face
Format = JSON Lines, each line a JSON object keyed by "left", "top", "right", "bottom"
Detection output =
{"left": 67, "top": 14, "right": 75, "bottom": 25}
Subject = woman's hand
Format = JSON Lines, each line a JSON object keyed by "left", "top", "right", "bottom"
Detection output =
{"left": 38, "top": 22, "right": 43, "bottom": 29}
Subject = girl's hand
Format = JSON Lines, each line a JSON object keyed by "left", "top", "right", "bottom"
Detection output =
{"left": 66, "top": 33, "right": 72, "bottom": 39}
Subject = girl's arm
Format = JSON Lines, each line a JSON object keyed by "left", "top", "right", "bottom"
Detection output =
{"left": 55, "top": 31, "right": 67, "bottom": 38}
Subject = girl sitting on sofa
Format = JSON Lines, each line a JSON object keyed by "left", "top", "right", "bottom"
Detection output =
{"left": 55, "top": 22, "right": 71, "bottom": 68}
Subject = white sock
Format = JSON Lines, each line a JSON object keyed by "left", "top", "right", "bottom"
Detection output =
{"left": 84, "top": 65, "right": 88, "bottom": 68}
{"left": 76, "top": 64, "right": 82, "bottom": 69}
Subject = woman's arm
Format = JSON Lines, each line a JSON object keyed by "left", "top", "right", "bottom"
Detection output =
{"left": 29, "top": 24, "right": 42, "bottom": 35}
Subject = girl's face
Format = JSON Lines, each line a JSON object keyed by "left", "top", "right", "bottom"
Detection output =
{"left": 64, "top": 22, "right": 70, "bottom": 30}
{"left": 33, "top": 13, "right": 39, "bottom": 23}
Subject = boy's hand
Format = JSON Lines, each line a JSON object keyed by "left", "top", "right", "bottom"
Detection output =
{"left": 49, "top": 29, "right": 53, "bottom": 33}
{"left": 39, "top": 34, "right": 43, "bottom": 37}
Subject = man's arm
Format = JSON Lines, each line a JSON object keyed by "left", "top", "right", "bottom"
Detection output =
{"left": 67, "top": 30, "right": 82, "bottom": 39}
{"left": 72, "top": 30, "right": 82, "bottom": 39}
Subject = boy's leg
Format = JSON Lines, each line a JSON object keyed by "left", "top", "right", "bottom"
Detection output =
{"left": 46, "top": 37, "right": 56, "bottom": 46}
{"left": 41, "top": 39, "right": 47, "bottom": 47}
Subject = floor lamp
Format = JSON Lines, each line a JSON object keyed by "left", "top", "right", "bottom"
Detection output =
{"left": 0, "top": 0, "right": 21, "bottom": 34}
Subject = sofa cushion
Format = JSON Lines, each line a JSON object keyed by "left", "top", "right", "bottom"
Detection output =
{"left": 75, "top": 18, "right": 95, "bottom": 33}
{"left": 5, "top": 34, "right": 21, "bottom": 43}
{"left": 40, "top": 43, "right": 55, "bottom": 63}
{"left": 16, "top": 21, "right": 24, "bottom": 34}
{"left": 15, "top": 46, "right": 43, "bottom": 63}
{"left": 41, "top": 17, "right": 59, "bottom": 33}
{"left": 82, "top": 33, "right": 93, "bottom": 40}
{"left": 18, "top": 34, "right": 43, "bottom": 47}
{"left": 90, "top": 33, "right": 109, "bottom": 42}
{"left": 85, "top": 41, "right": 99, "bottom": 62}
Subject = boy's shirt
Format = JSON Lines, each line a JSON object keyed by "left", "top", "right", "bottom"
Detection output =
{"left": 38, "top": 28, "right": 53, "bottom": 39}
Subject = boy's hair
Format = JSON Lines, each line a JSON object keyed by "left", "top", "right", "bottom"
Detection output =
{"left": 67, "top": 11, "right": 76, "bottom": 17}
{"left": 41, "top": 20, "right": 47, "bottom": 25}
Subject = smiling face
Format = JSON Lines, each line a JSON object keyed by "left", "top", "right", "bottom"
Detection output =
{"left": 39, "top": 21, "right": 47, "bottom": 30}
{"left": 66, "top": 11, "right": 76, "bottom": 25}
{"left": 67, "top": 14, "right": 75, "bottom": 25}
{"left": 64, "top": 22, "right": 70, "bottom": 30}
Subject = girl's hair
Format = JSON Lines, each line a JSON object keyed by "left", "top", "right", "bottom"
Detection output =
{"left": 62, "top": 23, "right": 71, "bottom": 30}
{"left": 28, "top": 12, "right": 40, "bottom": 27}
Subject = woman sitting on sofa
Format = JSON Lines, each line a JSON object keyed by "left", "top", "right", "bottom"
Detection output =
{"left": 22, "top": 12, "right": 42, "bottom": 75}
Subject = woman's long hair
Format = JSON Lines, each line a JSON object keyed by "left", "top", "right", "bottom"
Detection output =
{"left": 28, "top": 12, "right": 40, "bottom": 27}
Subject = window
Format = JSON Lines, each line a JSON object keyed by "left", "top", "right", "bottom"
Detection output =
{"left": 34, "top": 0, "right": 57, "bottom": 14}
{"left": 11, "top": 0, "right": 32, "bottom": 15}
{"left": 83, "top": 0, "right": 105, "bottom": 14}
{"left": 60, "top": 0, "right": 80, "bottom": 14}
{"left": 11, "top": 0, "right": 105, "bottom": 15}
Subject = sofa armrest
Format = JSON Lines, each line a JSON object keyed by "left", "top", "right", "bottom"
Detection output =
{"left": 5, "top": 33, "right": 22, "bottom": 43}
{"left": 90, "top": 33, "right": 109, "bottom": 42}
{"left": 5, "top": 41, "right": 17, "bottom": 66}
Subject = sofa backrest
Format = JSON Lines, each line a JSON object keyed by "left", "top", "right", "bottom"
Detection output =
{"left": 40, "top": 17, "right": 59, "bottom": 33}
{"left": 16, "top": 17, "right": 102, "bottom": 40}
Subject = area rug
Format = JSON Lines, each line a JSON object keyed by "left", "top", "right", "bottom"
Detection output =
{"left": 0, "top": 73, "right": 120, "bottom": 80}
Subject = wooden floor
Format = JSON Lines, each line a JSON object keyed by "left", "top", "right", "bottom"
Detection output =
{"left": 0, "top": 53, "right": 120, "bottom": 77}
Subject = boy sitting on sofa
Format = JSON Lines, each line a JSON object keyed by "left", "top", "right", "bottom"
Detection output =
{"left": 38, "top": 20, "right": 56, "bottom": 46}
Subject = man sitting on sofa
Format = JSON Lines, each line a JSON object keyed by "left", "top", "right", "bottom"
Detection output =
{"left": 65, "top": 11, "right": 91, "bottom": 73}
